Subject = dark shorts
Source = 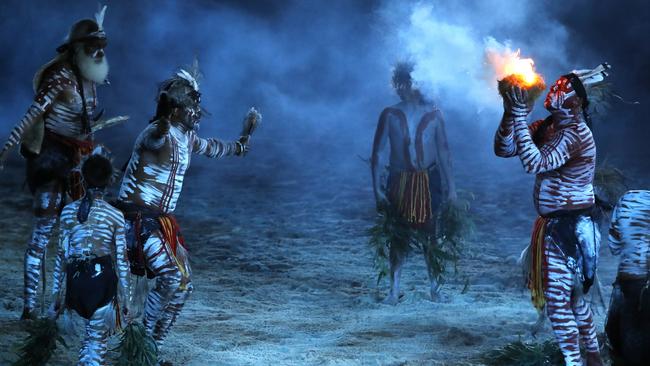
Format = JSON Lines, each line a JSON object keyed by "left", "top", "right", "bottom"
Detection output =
{"left": 65, "top": 255, "right": 117, "bottom": 319}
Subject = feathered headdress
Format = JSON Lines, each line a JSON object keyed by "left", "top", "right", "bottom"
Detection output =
{"left": 562, "top": 63, "right": 612, "bottom": 127}
{"left": 175, "top": 58, "right": 201, "bottom": 92}
{"left": 151, "top": 58, "right": 205, "bottom": 124}
{"left": 158, "top": 58, "right": 202, "bottom": 103}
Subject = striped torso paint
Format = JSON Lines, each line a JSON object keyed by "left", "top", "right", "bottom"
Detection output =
{"left": 42, "top": 66, "right": 97, "bottom": 138}
{"left": 52, "top": 196, "right": 129, "bottom": 299}
{"left": 495, "top": 115, "right": 596, "bottom": 216}
{"left": 2, "top": 62, "right": 97, "bottom": 154}
{"left": 118, "top": 122, "right": 236, "bottom": 213}
{"left": 609, "top": 190, "right": 650, "bottom": 278}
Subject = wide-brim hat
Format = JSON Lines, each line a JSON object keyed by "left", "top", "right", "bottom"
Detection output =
{"left": 56, "top": 6, "right": 108, "bottom": 53}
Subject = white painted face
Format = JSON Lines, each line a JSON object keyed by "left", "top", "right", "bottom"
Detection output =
{"left": 181, "top": 88, "right": 202, "bottom": 130}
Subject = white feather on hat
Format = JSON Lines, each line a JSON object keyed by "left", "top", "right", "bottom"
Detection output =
{"left": 95, "top": 5, "right": 107, "bottom": 31}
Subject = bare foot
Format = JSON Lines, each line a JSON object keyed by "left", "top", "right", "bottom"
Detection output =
{"left": 429, "top": 289, "right": 450, "bottom": 303}
{"left": 382, "top": 295, "right": 399, "bottom": 305}
{"left": 382, "top": 292, "right": 405, "bottom": 305}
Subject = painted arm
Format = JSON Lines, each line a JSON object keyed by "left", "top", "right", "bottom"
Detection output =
{"left": 114, "top": 215, "right": 130, "bottom": 307}
{"left": 191, "top": 132, "right": 240, "bottom": 158}
{"left": 0, "top": 79, "right": 65, "bottom": 165}
{"left": 494, "top": 112, "right": 548, "bottom": 158}
{"left": 513, "top": 117, "right": 578, "bottom": 174}
{"left": 434, "top": 111, "right": 456, "bottom": 200}
{"left": 494, "top": 112, "right": 517, "bottom": 157}
{"left": 371, "top": 108, "right": 391, "bottom": 204}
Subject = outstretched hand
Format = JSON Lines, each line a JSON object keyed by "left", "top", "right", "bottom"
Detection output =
{"left": 245, "top": 107, "right": 262, "bottom": 127}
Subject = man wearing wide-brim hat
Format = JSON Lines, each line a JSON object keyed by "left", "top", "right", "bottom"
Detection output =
{"left": 0, "top": 5, "right": 126, "bottom": 320}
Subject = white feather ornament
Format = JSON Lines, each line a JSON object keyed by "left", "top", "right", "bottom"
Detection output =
{"left": 95, "top": 5, "right": 107, "bottom": 30}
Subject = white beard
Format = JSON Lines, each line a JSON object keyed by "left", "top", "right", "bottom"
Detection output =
{"left": 74, "top": 49, "right": 109, "bottom": 84}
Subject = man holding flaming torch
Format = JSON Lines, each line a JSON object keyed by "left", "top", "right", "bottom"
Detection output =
{"left": 494, "top": 59, "right": 611, "bottom": 366}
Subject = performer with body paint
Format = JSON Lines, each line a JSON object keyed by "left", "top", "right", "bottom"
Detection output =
{"left": 371, "top": 62, "right": 456, "bottom": 304}
{"left": 606, "top": 189, "right": 650, "bottom": 365}
{"left": 494, "top": 64, "right": 612, "bottom": 366}
{"left": 50, "top": 154, "right": 130, "bottom": 366}
{"left": 0, "top": 6, "right": 126, "bottom": 320}
{"left": 114, "top": 64, "right": 259, "bottom": 361}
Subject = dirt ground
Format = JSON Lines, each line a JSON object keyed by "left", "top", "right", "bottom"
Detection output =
{"left": 0, "top": 154, "right": 643, "bottom": 365}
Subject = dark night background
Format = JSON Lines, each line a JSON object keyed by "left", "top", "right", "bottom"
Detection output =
{"left": 0, "top": 0, "right": 648, "bottom": 182}
{"left": 0, "top": 1, "right": 648, "bottom": 364}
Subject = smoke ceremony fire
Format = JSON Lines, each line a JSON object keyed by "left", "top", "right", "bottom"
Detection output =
{"left": 487, "top": 47, "right": 544, "bottom": 89}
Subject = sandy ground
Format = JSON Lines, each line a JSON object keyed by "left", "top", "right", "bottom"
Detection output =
{"left": 0, "top": 155, "right": 642, "bottom": 365}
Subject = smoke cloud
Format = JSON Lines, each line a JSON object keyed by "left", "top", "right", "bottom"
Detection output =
{"left": 0, "top": 0, "right": 647, "bottom": 187}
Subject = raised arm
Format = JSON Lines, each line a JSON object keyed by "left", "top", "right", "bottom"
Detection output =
{"left": 513, "top": 117, "right": 578, "bottom": 174}
{"left": 494, "top": 112, "right": 517, "bottom": 157}
{"left": 191, "top": 132, "right": 241, "bottom": 158}
{"left": 0, "top": 79, "right": 67, "bottom": 165}
{"left": 371, "top": 108, "right": 391, "bottom": 204}
{"left": 433, "top": 111, "right": 456, "bottom": 200}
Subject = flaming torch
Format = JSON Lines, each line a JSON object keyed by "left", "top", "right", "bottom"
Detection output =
{"left": 486, "top": 47, "right": 545, "bottom": 106}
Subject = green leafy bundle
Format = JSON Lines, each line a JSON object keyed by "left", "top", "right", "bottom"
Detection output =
{"left": 368, "top": 196, "right": 474, "bottom": 285}
{"left": 481, "top": 339, "right": 564, "bottom": 366}
{"left": 13, "top": 317, "right": 67, "bottom": 366}
{"left": 115, "top": 322, "right": 158, "bottom": 366}
{"left": 368, "top": 205, "right": 413, "bottom": 284}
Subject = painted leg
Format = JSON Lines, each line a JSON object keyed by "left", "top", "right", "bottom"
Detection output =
{"left": 152, "top": 281, "right": 193, "bottom": 346}
{"left": 78, "top": 302, "right": 111, "bottom": 366}
{"left": 383, "top": 241, "right": 406, "bottom": 305}
{"left": 142, "top": 235, "right": 180, "bottom": 335}
{"left": 544, "top": 242, "right": 582, "bottom": 366}
{"left": 22, "top": 216, "right": 56, "bottom": 318}
{"left": 423, "top": 226, "right": 442, "bottom": 301}
{"left": 573, "top": 296, "right": 602, "bottom": 366}
{"left": 23, "top": 185, "right": 63, "bottom": 319}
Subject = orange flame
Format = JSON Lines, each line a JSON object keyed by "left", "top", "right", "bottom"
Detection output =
{"left": 486, "top": 48, "right": 543, "bottom": 88}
